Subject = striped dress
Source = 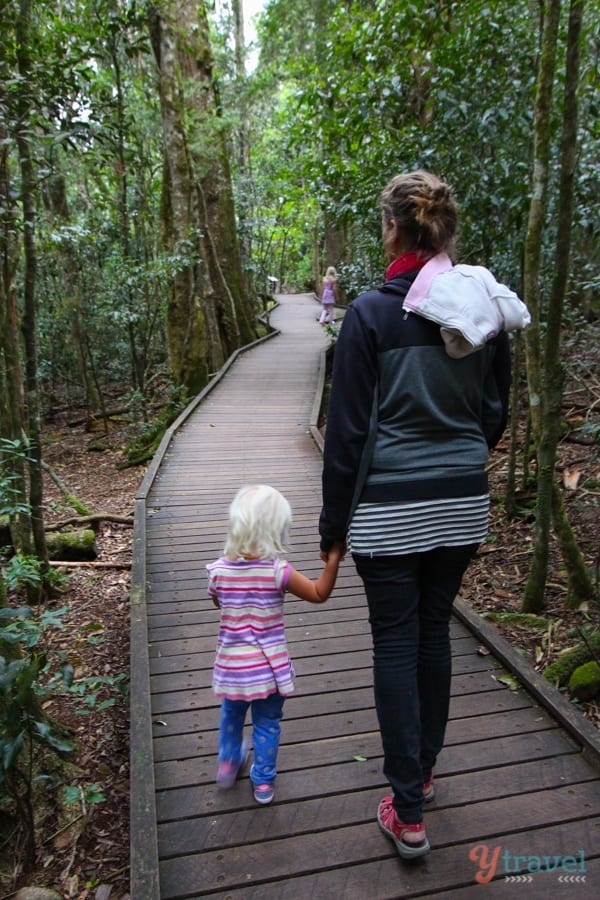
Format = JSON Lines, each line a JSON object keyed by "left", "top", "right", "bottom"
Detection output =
{"left": 207, "top": 557, "right": 294, "bottom": 701}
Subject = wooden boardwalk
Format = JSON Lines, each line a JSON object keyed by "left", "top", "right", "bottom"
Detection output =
{"left": 131, "top": 293, "right": 600, "bottom": 899}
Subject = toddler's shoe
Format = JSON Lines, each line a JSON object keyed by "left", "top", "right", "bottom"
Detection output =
{"left": 377, "top": 795, "right": 430, "bottom": 859}
{"left": 250, "top": 763, "right": 275, "bottom": 804}
{"left": 216, "top": 741, "right": 249, "bottom": 789}
{"left": 253, "top": 782, "right": 275, "bottom": 805}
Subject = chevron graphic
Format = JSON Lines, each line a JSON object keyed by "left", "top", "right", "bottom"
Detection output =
{"left": 504, "top": 875, "right": 533, "bottom": 883}
{"left": 558, "top": 875, "right": 587, "bottom": 883}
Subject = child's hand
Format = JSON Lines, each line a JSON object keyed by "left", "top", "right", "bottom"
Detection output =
{"left": 212, "top": 597, "right": 220, "bottom": 609}
{"left": 320, "top": 540, "right": 346, "bottom": 564}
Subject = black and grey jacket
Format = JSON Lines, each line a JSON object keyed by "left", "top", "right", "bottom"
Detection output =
{"left": 319, "top": 269, "right": 511, "bottom": 553}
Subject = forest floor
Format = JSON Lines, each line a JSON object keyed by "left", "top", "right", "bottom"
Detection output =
{"left": 4, "top": 321, "right": 599, "bottom": 899}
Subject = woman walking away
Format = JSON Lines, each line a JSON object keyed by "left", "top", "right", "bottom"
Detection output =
{"left": 319, "top": 170, "right": 529, "bottom": 857}
{"left": 208, "top": 484, "right": 343, "bottom": 805}
{"left": 319, "top": 266, "right": 338, "bottom": 325}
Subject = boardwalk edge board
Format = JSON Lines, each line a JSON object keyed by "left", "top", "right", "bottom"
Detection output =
{"left": 130, "top": 497, "right": 161, "bottom": 899}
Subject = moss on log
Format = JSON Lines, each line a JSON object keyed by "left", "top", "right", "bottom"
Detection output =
{"left": 543, "top": 631, "right": 600, "bottom": 687}
{"left": 45, "top": 529, "right": 97, "bottom": 561}
{"left": 568, "top": 661, "right": 600, "bottom": 702}
{"left": 485, "top": 612, "right": 549, "bottom": 629}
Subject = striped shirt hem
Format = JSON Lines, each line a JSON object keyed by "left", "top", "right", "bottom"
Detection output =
{"left": 349, "top": 494, "right": 489, "bottom": 556}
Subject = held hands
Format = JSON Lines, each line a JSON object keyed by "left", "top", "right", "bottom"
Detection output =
{"left": 320, "top": 540, "right": 347, "bottom": 565}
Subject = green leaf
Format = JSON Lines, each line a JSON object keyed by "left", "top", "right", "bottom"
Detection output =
{"left": 497, "top": 674, "right": 520, "bottom": 691}
{"left": 34, "top": 721, "right": 73, "bottom": 753}
{"left": 1, "top": 731, "right": 25, "bottom": 771}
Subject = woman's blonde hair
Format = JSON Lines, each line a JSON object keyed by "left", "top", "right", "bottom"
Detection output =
{"left": 224, "top": 484, "right": 291, "bottom": 560}
{"left": 381, "top": 169, "right": 458, "bottom": 256}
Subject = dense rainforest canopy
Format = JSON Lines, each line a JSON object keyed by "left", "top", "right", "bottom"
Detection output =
{"left": 1, "top": 1, "right": 597, "bottom": 412}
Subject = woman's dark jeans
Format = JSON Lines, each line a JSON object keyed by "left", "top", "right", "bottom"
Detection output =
{"left": 354, "top": 544, "right": 478, "bottom": 823}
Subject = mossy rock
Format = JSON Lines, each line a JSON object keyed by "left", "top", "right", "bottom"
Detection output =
{"left": 568, "top": 661, "right": 600, "bottom": 702}
{"left": 46, "top": 528, "right": 97, "bottom": 561}
{"left": 543, "top": 631, "right": 600, "bottom": 687}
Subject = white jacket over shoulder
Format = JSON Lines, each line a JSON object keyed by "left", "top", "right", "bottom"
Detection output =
{"left": 403, "top": 254, "right": 531, "bottom": 358}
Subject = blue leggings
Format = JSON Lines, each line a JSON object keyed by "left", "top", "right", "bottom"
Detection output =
{"left": 218, "top": 692, "right": 285, "bottom": 786}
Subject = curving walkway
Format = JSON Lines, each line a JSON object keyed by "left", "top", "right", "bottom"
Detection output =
{"left": 131, "top": 294, "right": 600, "bottom": 898}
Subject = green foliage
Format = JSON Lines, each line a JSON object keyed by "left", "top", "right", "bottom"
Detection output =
{"left": 2, "top": 0, "right": 596, "bottom": 415}
{"left": 123, "top": 384, "right": 190, "bottom": 466}
{"left": 236, "top": 0, "right": 597, "bottom": 300}
{"left": 0, "top": 475, "right": 30, "bottom": 519}
{"left": 63, "top": 781, "right": 106, "bottom": 807}
{"left": 59, "top": 672, "right": 128, "bottom": 714}
{"left": 0, "top": 600, "right": 128, "bottom": 857}
{"left": 0, "top": 440, "right": 32, "bottom": 518}
{"left": 3, "top": 554, "right": 42, "bottom": 592}
{"left": 0, "top": 607, "right": 74, "bottom": 791}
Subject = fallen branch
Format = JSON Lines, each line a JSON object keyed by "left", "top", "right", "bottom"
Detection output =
{"left": 45, "top": 514, "right": 134, "bottom": 531}
{"left": 41, "top": 460, "right": 92, "bottom": 516}
{"left": 48, "top": 560, "right": 131, "bottom": 569}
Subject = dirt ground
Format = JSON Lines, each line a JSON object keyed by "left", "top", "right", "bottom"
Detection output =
{"left": 4, "top": 321, "right": 599, "bottom": 898}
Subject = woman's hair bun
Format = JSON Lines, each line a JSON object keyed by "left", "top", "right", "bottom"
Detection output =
{"left": 381, "top": 169, "right": 458, "bottom": 254}
{"left": 413, "top": 183, "right": 452, "bottom": 225}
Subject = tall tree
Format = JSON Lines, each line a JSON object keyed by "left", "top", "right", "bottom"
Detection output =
{"left": 14, "top": 0, "right": 47, "bottom": 574}
{"left": 522, "top": 0, "right": 593, "bottom": 611}
{"left": 148, "top": 0, "right": 255, "bottom": 396}
{"left": 0, "top": 120, "right": 32, "bottom": 558}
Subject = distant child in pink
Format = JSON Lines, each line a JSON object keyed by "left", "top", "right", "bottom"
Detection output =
{"left": 207, "top": 484, "right": 343, "bottom": 805}
{"left": 319, "top": 266, "right": 338, "bottom": 325}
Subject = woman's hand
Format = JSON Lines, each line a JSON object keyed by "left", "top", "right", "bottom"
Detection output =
{"left": 320, "top": 540, "right": 347, "bottom": 564}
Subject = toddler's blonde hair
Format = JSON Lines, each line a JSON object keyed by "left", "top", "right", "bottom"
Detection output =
{"left": 224, "top": 484, "right": 291, "bottom": 560}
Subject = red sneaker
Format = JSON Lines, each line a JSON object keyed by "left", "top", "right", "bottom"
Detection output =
{"left": 423, "top": 775, "right": 435, "bottom": 803}
{"left": 377, "top": 795, "right": 430, "bottom": 859}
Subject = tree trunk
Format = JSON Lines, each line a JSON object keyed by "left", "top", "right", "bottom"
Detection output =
{"left": 0, "top": 121, "right": 34, "bottom": 556}
{"left": 521, "top": 0, "right": 561, "bottom": 613}
{"left": 15, "top": 0, "right": 47, "bottom": 581}
{"left": 148, "top": 0, "right": 256, "bottom": 396}
{"left": 523, "top": 0, "right": 592, "bottom": 611}
{"left": 504, "top": 330, "right": 523, "bottom": 519}
{"left": 232, "top": 0, "right": 256, "bottom": 310}
{"left": 546, "top": 0, "right": 593, "bottom": 607}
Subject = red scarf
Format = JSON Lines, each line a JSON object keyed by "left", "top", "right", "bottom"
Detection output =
{"left": 385, "top": 251, "right": 428, "bottom": 280}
